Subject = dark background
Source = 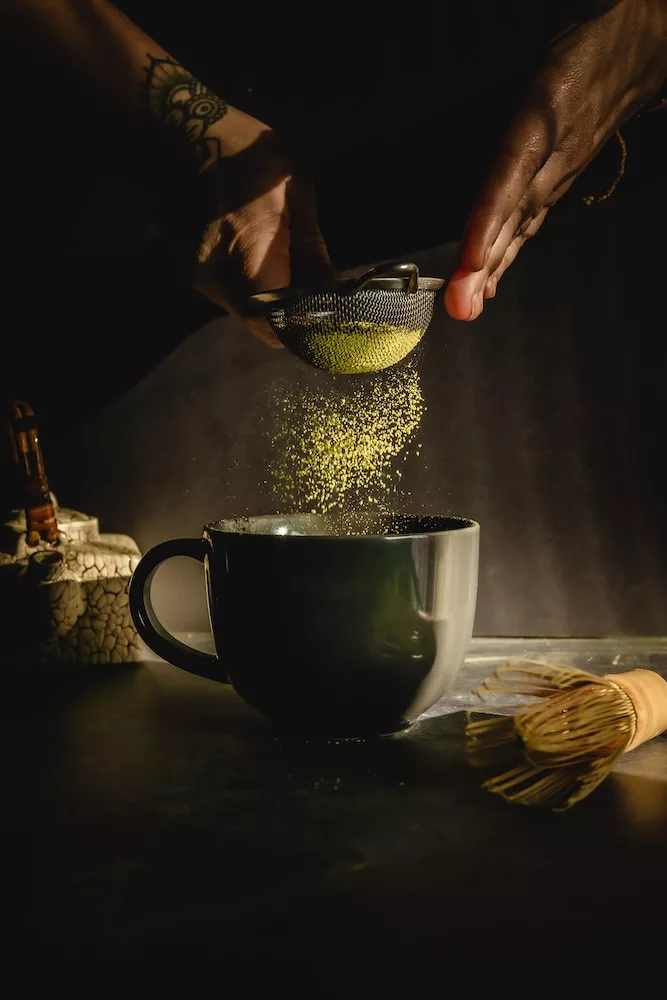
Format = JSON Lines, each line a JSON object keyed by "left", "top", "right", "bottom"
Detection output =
{"left": 1, "top": 3, "right": 666, "bottom": 636}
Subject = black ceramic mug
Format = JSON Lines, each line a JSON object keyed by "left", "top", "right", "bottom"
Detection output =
{"left": 130, "top": 513, "right": 479, "bottom": 738}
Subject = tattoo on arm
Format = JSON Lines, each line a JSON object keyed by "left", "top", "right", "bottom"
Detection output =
{"left": 144, "top": 55, "right": 228, "bottom": 170}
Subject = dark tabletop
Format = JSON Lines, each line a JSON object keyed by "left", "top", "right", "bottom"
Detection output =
{"left": 9, "top": 638, "right": 666, "bottom": 983}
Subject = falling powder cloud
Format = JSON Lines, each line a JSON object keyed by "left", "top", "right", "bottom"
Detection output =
{"left": 268, "top": 360, "right": 425, "bottom": 528}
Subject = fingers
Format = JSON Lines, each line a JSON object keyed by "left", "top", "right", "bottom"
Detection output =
{"left": 197, "top": 188, "right": 291, "bottom": 345}
{"left": 234, "top": 191, "right": 293, "bottom": 295}
{"left": 191, "top": 170, "right": 332, "bottom": 348}
{"left": 482, "top": 157, "right": 557, "bottom": 275}
{"left": 444, "top": 201, "right": 550, "bottom": 321}
{"left": 445, "top": 144, "right": 581, "bottom": 322}
{"left": 444, "top": 111, "right": 553, "bottom": 321}
{"left": 477, "top": 169, "right": 575, "bottom": 305}
{"left": 444, "top": 268, "right": 488, "bottom": 321}
{"left": 459, "top": 109, "right": 552, "bottom": 274}
{"left": 231, "top": 175, "right": 331, "bottom": 346}
{"left": 286, "top": 175, "right": 335, "bottom": 286}
{"left": 192, "top": 274, "right": 284, "bottom": 348}
{"left": 486, "top": 206, "right": 549, "bottom": 297}
{"left": 483, "top": 208, "right": 548, "bottom": 299}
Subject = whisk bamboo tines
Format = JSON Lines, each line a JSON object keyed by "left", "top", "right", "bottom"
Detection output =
{"left": 466, "top": 660, "right": 667, "bottom": 811}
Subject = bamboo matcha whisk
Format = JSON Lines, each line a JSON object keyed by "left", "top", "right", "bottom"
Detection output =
{"left": 466, "top": 660, "right": 667, "bottom": 811}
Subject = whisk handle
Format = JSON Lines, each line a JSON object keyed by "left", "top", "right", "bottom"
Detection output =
{"left": 604, "top": 669, "right": 667, "bottom": 751}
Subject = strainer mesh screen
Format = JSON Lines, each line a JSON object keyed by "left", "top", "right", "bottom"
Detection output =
{"left": 264, "top": 289, "right": 438, "bottom": 374}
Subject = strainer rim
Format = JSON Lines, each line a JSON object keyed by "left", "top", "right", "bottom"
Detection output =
{"left": 249, "top": 275, "right": 445, "bottom": 309}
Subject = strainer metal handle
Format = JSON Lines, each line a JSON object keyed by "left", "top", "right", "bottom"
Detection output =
{"left": 247, "top": 262, "right": 435, "bottom": 312}
{"left": 348, "top": 262, "right": 420, "bottom": 295}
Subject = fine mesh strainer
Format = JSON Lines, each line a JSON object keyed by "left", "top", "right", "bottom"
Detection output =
{"left": 249, "top": 262, "right": 445, "bottom": 375}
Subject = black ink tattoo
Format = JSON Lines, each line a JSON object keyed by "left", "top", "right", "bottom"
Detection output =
{"left": 144, "top": 55, "right": 228, "bottom": 170}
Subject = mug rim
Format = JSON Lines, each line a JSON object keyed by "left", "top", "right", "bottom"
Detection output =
{"left": 204, "top": 514, "right": 479, "bottom": 541}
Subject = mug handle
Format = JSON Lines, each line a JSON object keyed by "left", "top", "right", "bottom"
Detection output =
{"left": 129, "top": 538, "right": 228, "bottom": 683}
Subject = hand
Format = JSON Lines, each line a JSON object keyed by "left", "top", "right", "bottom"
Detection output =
{"left": 189, "top": 110, "right": 333, "bottom": 347}
{"left": 144, "top": 56, "right": 333, "bottom": 346}
{"left": 444, "top": 0, "right": 667, "bottom": 321}
{"left": 6, "top": 5, "right": 333, "bottom": 348}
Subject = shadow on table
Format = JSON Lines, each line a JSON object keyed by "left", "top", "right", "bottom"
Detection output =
{"left": 7, "top": 660, "right": 666, "bottom": 979}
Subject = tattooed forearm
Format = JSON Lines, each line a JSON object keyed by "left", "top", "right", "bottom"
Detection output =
{"left": 144, "top": 54, "right": 228, "bottom": 170}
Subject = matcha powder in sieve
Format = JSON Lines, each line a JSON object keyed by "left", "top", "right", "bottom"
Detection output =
{"left": 280, "top": 321, "right": 424, "bottom": 375}
{"left": 268, "top": 359, "right": 425, "bottom": 520}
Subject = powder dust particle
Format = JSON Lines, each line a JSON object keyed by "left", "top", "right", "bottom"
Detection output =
{"left": 268, "top": 360, "right": 425, "bottom": 525}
